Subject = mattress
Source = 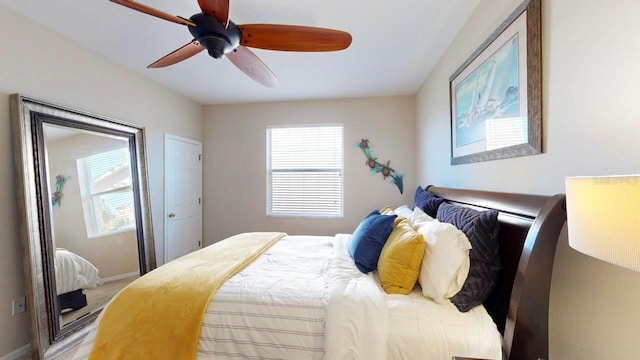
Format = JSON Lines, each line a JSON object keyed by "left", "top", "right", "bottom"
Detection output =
{"left": 385, "top": 286, "right": 502, "bottom": 360}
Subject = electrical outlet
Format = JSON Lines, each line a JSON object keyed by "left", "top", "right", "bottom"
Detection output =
{"left": 12, "top": 297, "right": 26, "bottom": 315}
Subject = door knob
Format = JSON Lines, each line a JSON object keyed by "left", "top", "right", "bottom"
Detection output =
{"left": 168, "top": 212, "right": 176, "bottom": 218}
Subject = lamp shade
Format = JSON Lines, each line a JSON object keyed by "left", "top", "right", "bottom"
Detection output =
{"left": 565, "top": 175, "right": 640, "bottom": 272}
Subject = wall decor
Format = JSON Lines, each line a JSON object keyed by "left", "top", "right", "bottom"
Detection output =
{"left": 355, "top": 139, "right": 404, "bottom": 194}
{"left": 51, "top": 174, "right": 69, "bottom": 207}
{"left": 449, "top": 0, "right": 541, "bottom": 165}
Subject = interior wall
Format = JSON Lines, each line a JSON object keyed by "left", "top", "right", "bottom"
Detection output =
{"left": 47, "top": 134, "right": 139, "bottom": 278}
{"left": 203, "top": 96, "right": 416, "bottom": 245}
{"left": 0, "top": 5, "right": 202, "bottom": 356}
{"left": 415, "top": 0, "right": 640, "bottom": 358}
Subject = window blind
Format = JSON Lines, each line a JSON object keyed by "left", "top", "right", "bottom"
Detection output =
{"left": 267, "top": 126, "right": 343, "bottom": 217}
{"left": 77, "top": 147, "right": 136, "bottom": 237}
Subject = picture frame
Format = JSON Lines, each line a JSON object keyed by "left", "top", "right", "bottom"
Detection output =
{"left": 449, "top": 0, "right": 541, "bottom": 165}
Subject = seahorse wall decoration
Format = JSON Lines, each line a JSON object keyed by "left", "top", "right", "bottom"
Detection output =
{"left": 355, "top": 139, "right": 404, "bottom": 194}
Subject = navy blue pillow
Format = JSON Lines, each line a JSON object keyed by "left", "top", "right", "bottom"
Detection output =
{"left": 436, "top": 202, "right": 500, "bottom": 312}
{"left": 414, "top": 186, "right": 444, "bottom": 218}
{"left": 348, "top": 210, "right": 397, "bottom": 274}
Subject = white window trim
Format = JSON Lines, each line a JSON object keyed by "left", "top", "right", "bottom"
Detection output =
{"left": 86, "top": 226, "right": 136, "bottom": 240}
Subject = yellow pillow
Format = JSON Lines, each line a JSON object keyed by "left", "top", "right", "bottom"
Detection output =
{"left": 380, "top": 206, "right": 394, "bottom": 214}
{"left": 380, "top": 206, "right": 403, "bottom": 226}
{"left": 377, "top": 218, "right": 425, "bottom": 294}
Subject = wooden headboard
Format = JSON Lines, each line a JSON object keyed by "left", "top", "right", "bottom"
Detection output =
{"left": 426, "top": 186, "right": 566, "bottom": 360}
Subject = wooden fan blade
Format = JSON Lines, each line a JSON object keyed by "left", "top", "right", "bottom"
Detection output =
{"left": 227, "top": 46, "right": 278, "bottom": 88}
{"left": 197, "top": 0, "right": 230, "bottom": 28}
{"left": 238, "top": 24, "right": 352, "bottom": 52}
{"left": 148, "top": 40, "right": 204, "bottom": 68}
{"left": 110, "top": 0, "right": 195, "bottom": 27}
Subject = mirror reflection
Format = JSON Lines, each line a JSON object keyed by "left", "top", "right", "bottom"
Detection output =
{"left": 43, "top": 124, "right": 140, "bottom": 329}
{"left": 11, "top": 95, "right": 155, "bottom": 359}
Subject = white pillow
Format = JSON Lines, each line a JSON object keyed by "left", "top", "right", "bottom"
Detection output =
{"left": 410, "top": 206, "right": 435, "bottom": 230}
{"left": 394, "top": 205, "right": 414, "bottom": 222}
{"left": 416, "top": 219, "right": 472, "bottom": 303}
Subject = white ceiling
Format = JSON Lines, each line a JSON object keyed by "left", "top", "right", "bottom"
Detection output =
{"left": 1, "top": 0, "right": 480, "bottom": 105}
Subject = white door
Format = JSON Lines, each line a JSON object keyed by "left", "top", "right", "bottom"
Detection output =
{"left": 164, "top": 134, "right": 202, "bottom": 263}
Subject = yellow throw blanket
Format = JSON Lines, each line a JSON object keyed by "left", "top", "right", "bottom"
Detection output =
{"left": 89, "top": 232, "right": 286, "bottom": 360}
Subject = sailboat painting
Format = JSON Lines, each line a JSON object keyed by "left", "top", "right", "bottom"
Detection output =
{"left": 454, "top": 34, "right": 520, "bottom": 147}
{"left": 449, "top": 0, "right": 541, "bottom": 165}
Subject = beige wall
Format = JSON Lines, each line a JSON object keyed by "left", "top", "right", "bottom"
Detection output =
{"left": 416, "top": 0, "right": 640, "bottom": 358}
{"left": 203, "top": 96, "right": 416, "bottom": 244}
{"left": 48, "top": 133, "right": 138, "bottom": 278}
{"left": 0, "top": 5, "right": 202, "bottom": 356}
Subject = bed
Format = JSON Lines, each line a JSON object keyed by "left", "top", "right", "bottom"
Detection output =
{"left": 72, "top": 186, "right": 566, "bottom": 360}
{"left": 55, "top": 248, "right": 103, "bottom": 313}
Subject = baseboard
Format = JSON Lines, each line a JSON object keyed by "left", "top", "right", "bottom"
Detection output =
{"left": 101, "top": 271, "right": 139, "bottom": 283}
{"left": 0, "top": 344, "right": 31, "bottom": 360}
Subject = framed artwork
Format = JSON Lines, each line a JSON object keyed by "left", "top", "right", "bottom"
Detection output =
{"left": 449, "top": 0, "right": 541, "bottom": 165}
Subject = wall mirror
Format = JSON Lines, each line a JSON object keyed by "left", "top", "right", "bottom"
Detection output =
{"left": 10, "top": 94, "right": 156, "bottom": 359}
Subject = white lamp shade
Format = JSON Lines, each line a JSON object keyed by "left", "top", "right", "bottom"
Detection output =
{"left": 565, "top": 175, "right": 640, "bottom": 272}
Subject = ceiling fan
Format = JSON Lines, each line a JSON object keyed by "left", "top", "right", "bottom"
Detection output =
{"left": 109, "top": 0, "right": 353, "bottom": 88}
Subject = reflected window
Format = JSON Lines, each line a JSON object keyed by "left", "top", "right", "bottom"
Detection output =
{"left": 485, "top": 117, "right": 528, "bottom": 151}
{"left": 77, "top": 147, "right": 135, "bottom": 237}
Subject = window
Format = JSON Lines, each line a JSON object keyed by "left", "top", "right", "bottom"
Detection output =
{"left": 77, "top": 147, "right": 136, "bottom": 237}
{"left": 267, "top": 125, "right": 343, "bottom": 217}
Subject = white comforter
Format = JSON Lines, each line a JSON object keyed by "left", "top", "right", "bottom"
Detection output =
{"left": 386, "top": 288, "right": 502, "bottom": 360}
{"left": 72, "top": 234, "right": 387, "bottom": 359}
{"left": 54, "top": 248, "right": 102, "bottom": 295}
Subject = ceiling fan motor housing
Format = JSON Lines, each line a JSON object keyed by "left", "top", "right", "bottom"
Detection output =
{"left": 188, "top": 14, "right": 240, "bottom": 59}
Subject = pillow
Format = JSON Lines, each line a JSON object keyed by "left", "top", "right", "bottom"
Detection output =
{"left": 414, "top": 186, "right": 444, "bottom": 218}
{"left": 410, "top": 206, "right": 435, "bottom": 230}
{"left": 380, "top": 206, "right": 403, "bottom": 226}
{"left": 393, "top": 205, "right": 414, "bottom": 222}
{"left": 379, "top": 206, "right": 394, "bottom": 215}
{"left": 348, "top": 210, "right": 397, "bottom": 274}
{"left": 416, "top": 219, "right": 472, "bottom": 303}
{"left": 377, "top": 218, "right": 425, "bottom": 294}
{"left": 436, "top": 202, "right": 500, "bottom": 312}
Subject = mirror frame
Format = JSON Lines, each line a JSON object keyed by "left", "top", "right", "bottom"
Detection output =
{"left": 10, "top": 94, "right": 156, "bottom": 359}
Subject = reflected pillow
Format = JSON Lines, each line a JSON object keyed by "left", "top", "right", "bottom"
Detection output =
{"left": 414, "top": 187, "right": 444, "bottom": 218}
{"left": 347, "top": 210, "right": 397, "bottom": 274}
{"left": 417, "top": 219, "right": 472, "bottom": 303}
{"left": 377, "top": 218, "right": 425, "bottom": 295}
{"left": 437, "top": 202, "right": 500, "bottom": 312}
